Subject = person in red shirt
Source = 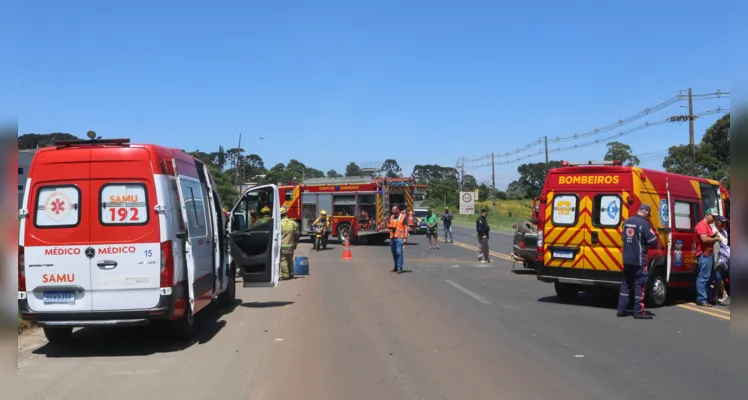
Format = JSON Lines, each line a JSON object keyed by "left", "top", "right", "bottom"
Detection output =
{"left": 694, "top": 209, "right": 722, "bottom": 307}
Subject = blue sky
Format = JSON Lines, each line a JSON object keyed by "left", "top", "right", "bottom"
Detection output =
{"left": 13, "top": 0, "right": 730, "bottom": 190}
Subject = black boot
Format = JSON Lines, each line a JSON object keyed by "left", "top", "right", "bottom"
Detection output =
{"left": 634, "top": 313, "right": 653, "bottom": 320}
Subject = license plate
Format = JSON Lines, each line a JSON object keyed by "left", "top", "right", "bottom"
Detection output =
{"left": 43, "top": 291, "right": 75, "bottom": 304}
{"left": 552, "top": 251, "right": 574, "bottom": 260}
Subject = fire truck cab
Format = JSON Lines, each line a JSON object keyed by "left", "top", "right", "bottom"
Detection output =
{"left": 279, "top": 176, "right": 420, "bottom": 245}
{"left": 18, "top": 137, "right": 281, "bottom": 344}
{"left": 535, "top": 160, "right": 729, "bottom": 307}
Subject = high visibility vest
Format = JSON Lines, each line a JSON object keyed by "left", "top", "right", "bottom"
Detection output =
{"left": 280, "top": 217, "right": 298, "bottom": 249}
{"left": 389, "top": 214, "right": 408, "bottom": 239}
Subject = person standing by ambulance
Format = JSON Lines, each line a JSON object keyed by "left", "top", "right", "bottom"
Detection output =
{"left": 279, "top": 206, "right": 297, "bottom": 280}
{"left": 617, "top": 204, "right": 658, "bottom": 319}
{"left": 388, "top": 206, "right": 408, "bottom": 273}
{"left": 695, "top": 209, "right": 721, "bottom": 307}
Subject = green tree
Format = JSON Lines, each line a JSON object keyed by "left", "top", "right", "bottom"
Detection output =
{"left": 379, "top": 159, "right": 402, "bottom": 178}
{"left": 510, "top": 161, "right": 562, "bottom": 199}
{"left": 662, "top": 113, "right": 730, "bottom": 188}
{"left": 18, "top": 133, "right": 81, "bottom": 149}
{"left": 604, "top": 141, "right": 640, "bottom": 166}
{"left": 461, "top": 174, "right": 478, "bottom": 191}
{"left": 327, "top": 169, "right": 340, "bottom": 178}
{"left": 345, "top": 162, "right": 362, "bottom": 176}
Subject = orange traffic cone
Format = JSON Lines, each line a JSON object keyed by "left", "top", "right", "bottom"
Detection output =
{"left": 341, "top": 236, "right": 353, "bottom": 260}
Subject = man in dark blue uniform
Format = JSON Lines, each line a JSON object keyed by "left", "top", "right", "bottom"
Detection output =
{"left": 617, "top": 204, "right": 659, "bottom": 319}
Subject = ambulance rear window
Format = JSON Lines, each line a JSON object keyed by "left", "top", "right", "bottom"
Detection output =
{"left": 551, "top": 194, "right": 578, "bottom": 226}
{"left": 34, "top": 185, "right": 81, "bottom": 228}
{"left": 99, "top": 183, "right": 149, "bottom": 225}
{"left": 593, "top": 194, "right": 622, "bottom": 228}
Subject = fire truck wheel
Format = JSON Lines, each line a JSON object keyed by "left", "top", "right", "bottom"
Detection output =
{"left": 554, "top": 282, "right": 579, "bottom": 303}
{"left": 337, "top": 223, "right": 351, "bottom": 242}
{"left": 43, "top": 327, "right": 73, "bottom": 345}
{"left": 646, "top": 270, "right": 667, "bottom": 308}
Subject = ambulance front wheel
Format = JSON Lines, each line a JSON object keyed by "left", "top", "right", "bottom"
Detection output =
{"left": 43, "top": 326, "right": 73, "bottom": 345}
{"left": 554, "top": 282, "right": 579, "bottom": 302}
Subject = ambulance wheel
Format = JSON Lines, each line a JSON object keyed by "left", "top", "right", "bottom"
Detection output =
{"left": 43, "top": 327, "right": 73, "bottom": 345}
{"left": 218, "top": 265, "right": 237, "bottom": 308}
{"left": 554, "top": 282, "right": 579, "bottom": 302}
{"left": 171, "top": 301, "right": 195, "bottom": 341}
{"left": 646, "top": 271, "right": 667, "bottom": 308}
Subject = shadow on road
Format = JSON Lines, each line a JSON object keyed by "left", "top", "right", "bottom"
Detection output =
{"left": 240, "top": 301, "right": 295, "bottom": 308}
{"left": 537, "top": 288, "right": 699, "bottom": 311}
{"left": 510, "top": 269, "right": 537, "bottom": 275}
{"left": 32, "top": 299, "right": 242, "bottom": 358}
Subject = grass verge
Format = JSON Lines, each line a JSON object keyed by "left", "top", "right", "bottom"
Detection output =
{"left": 447, "top": 199, "right": 534, "bottom": 232}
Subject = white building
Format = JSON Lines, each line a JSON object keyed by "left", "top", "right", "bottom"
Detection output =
{"left": 18, "top": 150, "right": 36, "bottom": 209}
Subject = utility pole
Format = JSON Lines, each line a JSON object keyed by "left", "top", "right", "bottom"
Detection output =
{"left": 544, "top": 136, "right": 549, "bottom": 165}
{"left": 234, "top": 133, "right": 242, "bottom": 190}
{"left": 460, "top": 157, "right": 465, "bottom": 192}
{"left": 491, "top": 152, "right": 496, "bottom": 210}
{"left": 688, "top": 88, "right": 695, "bottom": 175}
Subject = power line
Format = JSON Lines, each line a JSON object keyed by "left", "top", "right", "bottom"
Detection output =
{"left": 464, "top": 90, "right": 729, "bottom": 164}
{"left": 464, "top": 108, "right": 728, "bottom": 168}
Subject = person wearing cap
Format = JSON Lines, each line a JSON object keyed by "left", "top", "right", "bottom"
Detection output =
{"left": 441, "top": 207, "right": 454, "bottom": 243}
{"left": 617, "top": 204, "right": 658, "bottom": 319}
{"left": 279, "top": 206, "right": 298, "bottom": 280}
{"left": 695, "top": 208, "right": 722, "bottom": 307}
{"left": 388, "top": 206, "right": 408, "bottom": 273}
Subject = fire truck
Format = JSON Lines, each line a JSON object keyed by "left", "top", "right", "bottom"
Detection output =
{"left": 279, "top": 176, "right": 421, "bottom": 245}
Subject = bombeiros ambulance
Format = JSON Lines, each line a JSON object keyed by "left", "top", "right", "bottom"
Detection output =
{"left": 18, "top": 132, "right": 282, "bottom": 344}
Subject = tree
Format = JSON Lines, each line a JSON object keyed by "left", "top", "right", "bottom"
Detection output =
{"left": 411, "top": 164, "right": 459, "bottom": 183}
{"left": 510, "top": 161, "right": 562, "bottom": 199}
{"left": 327, "top": 169, "right": 340, "bottom": 178}
{"left": 662, "top": 113, "right": 730, "bottom": 188}
{"left": 345, "top": 162, "right": 362, "bottom": 177}
{"left": 305, "top": 168, "right": 325, "bottom": 179}
{"left": 462, "top": 174, "right": 478, "bottom": 191}
{"left": 379, "top": 159, "right": 402, "bottom": 178}
{"left": 240, "top": 154, "right": 266, "bottom": 179}
{"left": 18, "top": 133, "right": 80, "bottom": 149}
{"left": 604, "top": 141, "right": 640, "bottom": 166}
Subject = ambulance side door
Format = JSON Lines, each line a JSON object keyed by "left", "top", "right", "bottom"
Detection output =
{"left": 228, "top": 184, "right": 281, "bottom": 287}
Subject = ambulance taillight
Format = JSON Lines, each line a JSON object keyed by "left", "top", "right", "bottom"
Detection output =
{"left": 160, "top": 241, "right": 174, "bottom": 288}
{"left": 536, "top": 230, "right": 544, "bottom": 261}
{"left": 18, "top": 245, "right": 26, "bottom": 291}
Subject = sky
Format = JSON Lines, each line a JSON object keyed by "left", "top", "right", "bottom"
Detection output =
{"left": 10, "top": 0, "right": 731, "bottom": 190}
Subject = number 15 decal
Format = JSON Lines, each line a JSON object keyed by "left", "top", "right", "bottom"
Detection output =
{"left": 144, "top": 249, "right": 152, "bottom": 257}
{"left": 109, "top": 207, "right": 140, "bottom": 222}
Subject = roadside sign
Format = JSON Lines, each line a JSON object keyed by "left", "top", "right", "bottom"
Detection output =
{"left": 460, "top": 192, "right": 475, "bottom": 215}
{"left": 474, "top": 188, "right": 479, "bottom": 201}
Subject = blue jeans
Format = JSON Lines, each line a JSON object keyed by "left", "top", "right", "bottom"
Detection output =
{"left": 390, "top": 238, "right": 404, "bottom": 271}
{"left": 443, "top": 225, "right": 453, "bottom": 241}
{"left": 696, "top": 254, "right": 714, "bottom": 304}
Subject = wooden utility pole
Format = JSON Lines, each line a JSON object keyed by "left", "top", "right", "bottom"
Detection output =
{"left": 544, "top": 135, "right": 549, "bottom": 165}
{"left": 688, "top": 88, "right": 696, "bottom": 175}
{"left": 234, "top": 133, "right": 242, "bottom": 190}
{"left": 460, "top": 157, "right": 465, "bottom": 191}
{"left": 491, "top": 152, "right": 496, "bottom": 210}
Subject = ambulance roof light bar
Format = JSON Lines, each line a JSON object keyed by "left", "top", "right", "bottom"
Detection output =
{"left": 561, "top": 160, "right": 622, "bottom": 167}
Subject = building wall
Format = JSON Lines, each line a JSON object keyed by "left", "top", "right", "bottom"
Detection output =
{"left": 18, "top": 150, "right": 36, "bottom": 209}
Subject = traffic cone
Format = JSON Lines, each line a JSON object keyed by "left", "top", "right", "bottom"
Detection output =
{"left": 342, "top": 236, "right": 353, "bottom": 260}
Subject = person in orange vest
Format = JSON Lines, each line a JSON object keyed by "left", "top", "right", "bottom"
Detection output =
{"left": 388, "top": 206, "right": 408, "bottom": 274}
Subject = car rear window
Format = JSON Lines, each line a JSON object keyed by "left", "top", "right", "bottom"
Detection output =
{"left": 34, "top": 185, "right": 81, "bottom": 228}
{"left": 99, "top": 183, "right": 149, "bottom": 225}
{"left": 414, "top": 211, "right": 428, "bottom": 218}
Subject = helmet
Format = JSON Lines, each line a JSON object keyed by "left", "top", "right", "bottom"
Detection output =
{"left": 260, "top": 206, "right": 271, "bottom": 214}
{"left": 279, "top": 206, "right": 288, "bottom": 216}
{"left": 320, "top": 210, "right": 327, "bottom": 216}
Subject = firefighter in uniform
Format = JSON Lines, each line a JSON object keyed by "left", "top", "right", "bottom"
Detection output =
{"left": 388, "top": 206, "right": 408, "bottom": 273}
{"left": 617, "top": 204, "right": 658, "bottom": 319}
{"left": 253, "top": 206, "right": 271, "bottom": 226}
{"left": 279, "top": 206, "right": 297, "bottom": 280}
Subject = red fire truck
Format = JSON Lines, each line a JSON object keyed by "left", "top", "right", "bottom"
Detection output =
{"left": 279, "top": 176, "right": 422, "bottom": 245}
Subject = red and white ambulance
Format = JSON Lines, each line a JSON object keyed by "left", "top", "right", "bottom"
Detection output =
{"left": 18, "top": 137, "right": 281, "bottom": 344}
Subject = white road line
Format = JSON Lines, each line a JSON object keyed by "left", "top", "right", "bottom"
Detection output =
{"left": 445, "top": 280, "right": 491, "bottom": 305}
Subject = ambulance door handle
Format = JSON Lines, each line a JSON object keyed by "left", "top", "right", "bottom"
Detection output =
{"left": 591, "top": 231, "right": 599, "bottom": 245}
{"left": 97, "top": 260, "right": 118, "bottom": 269}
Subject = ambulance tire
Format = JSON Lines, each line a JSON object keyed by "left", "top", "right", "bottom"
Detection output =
{"left": 646, "top": 269, "right": 667, "bottom": 308}
{"left": 554, "top": 282, "right": 579, "bottom": 302}
{"left": 171, "top": 299, "right": 195, "bottom": 341}
{"left": 218, "top": 264, "right": 237, "bottom": 308}
{"left": 43, "top": 326, "right": 73, "bottom": 345}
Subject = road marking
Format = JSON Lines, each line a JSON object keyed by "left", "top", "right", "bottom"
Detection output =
{"left": 676, "top": 304, "right": 730, "bottom": 320}
{"left": 450, "top": 240, "right": 513, "bottom": 261}
{"left": 445, "top": 280, "right": 491, "bottom": 305}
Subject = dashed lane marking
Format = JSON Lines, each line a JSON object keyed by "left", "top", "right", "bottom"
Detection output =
{"left": 445, "top": 280, "right": 491, "bottom": 305}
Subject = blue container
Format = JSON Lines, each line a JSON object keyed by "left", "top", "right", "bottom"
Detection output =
{"left": 294, "top": 256, "right": 309, "bottom": 275}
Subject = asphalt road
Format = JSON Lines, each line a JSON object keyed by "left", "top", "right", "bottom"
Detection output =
{"left": 18, "top": 235, "right": 729, "bottom": 399}
{"left": 447, "top": 223, "right": 515, "bottom": 258}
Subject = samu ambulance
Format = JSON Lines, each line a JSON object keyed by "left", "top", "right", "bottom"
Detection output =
{"left": 535, "top": 160, "right": 729, "bottom": 307}
{"left": 18, "top": 136, "right": 282, "bottom": 344}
